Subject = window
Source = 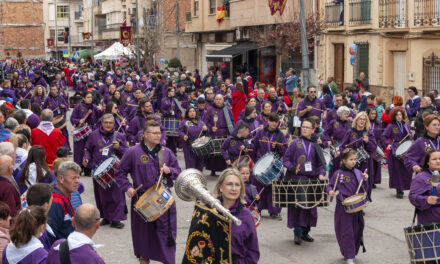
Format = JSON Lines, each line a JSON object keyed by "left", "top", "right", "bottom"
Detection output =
{"left": 194, "top": 0, "right": 199, "bottom": 16}
{"left": 50, "top": 29, "right": 55, "bottom": 39}
{"left": 209, "top": 0, "right": 215, "bottom": 14}
{"left": 57, "top": 28, "right": 65, "bottom": 42}
{"left": 57, "top": 5, "right": 69, "bottom": 19}
{"left": 353, "top": 42, "right": 369, "bottom": 80}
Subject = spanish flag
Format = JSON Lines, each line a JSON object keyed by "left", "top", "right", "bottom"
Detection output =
{"left": 216, "top": 6, "right": 225, "bottom": 23}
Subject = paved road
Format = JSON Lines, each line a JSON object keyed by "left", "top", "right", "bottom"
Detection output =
{"left": 64, "top": 105, "right": 412, "bottom": 264}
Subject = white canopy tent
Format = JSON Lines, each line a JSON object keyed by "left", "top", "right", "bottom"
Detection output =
{"left": 94, "top": 42, "right": 135, "bottom": 60}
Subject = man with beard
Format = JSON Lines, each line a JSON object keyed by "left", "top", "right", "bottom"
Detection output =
{"left": 297, "top": 86, "right": 327, "bottom": 123}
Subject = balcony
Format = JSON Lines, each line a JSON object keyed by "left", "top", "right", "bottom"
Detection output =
{"left": 379, "top": 0, "right": 407, "bottom": 28}
{"left": 74, "top": 11, "right": 83, "bottom": 21}
{"left": 325, "top": 1, "right": 344, "bottom": 26}
{"left": 414, "top": 0, "right": 440, "bottom": 27}
{"left": 349, "top": 0, "right": 371, "bottom": 25}
{"left": 103, "top": 23, "right": 122, "bottom": 32}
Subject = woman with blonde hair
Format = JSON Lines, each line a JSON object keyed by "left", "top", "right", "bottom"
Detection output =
{"left": 30, "top": 85, "right": 46, "bottom": 106}
{"left": 212, "top": 168, "right": 259, "bottom": 263}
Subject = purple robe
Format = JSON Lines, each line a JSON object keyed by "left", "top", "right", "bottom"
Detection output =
{"left": 42, "top": 94, "right": 70, "bottom": 150}
{"left": 256, "top": 113, "right": 270, "bottom": 127}
{"left": 327, "top": 169, "right": 366, "bottom": 259}
{"left": 30, "top": 95, "right": 45, "bottom": 106}
{"left": 46, "top": 234, "right": 105, "bottom": 264}
{"left": 324, "top": 108, "right": 356, "bottom": 128}
{"left": 70, "top": 103, "right": 101, "bottom": 164}
{"left": 367, "top": 121, "right": 384, "bottom": 193}
{"left": 74, "top": 81, "right": 88, "bottom": 95}
{"left": 283, "top": 137, "right": 325, "bottom": 228}
{"left": 84, "top": 127, "right": 128, "bottom": 222}
{"left": 244, "top": 182, "right": 257, "bottom": 206}
{"left": 161, "top": 96, "right": 183, "bottom": 153}
{"left": 115, "top": 144, "right": 180, "bottom": 264}
{"left": 113, "top": 76, "right": 126, "bottom": 89}
{"left": 255, "top": 98, "right": 265, "bottom": 113}
{"left": 127, "top": 113, "right": 166, "bottom": 146}
{"left": 32, "top": 76, "right": 47, "bottom": 88}
{"left": 405, "top": 136, "right": 440, "bottom": 171}
{"left": 409, "top": 171, "right": 440, "bottom": 225}
{"left": 405, "top": 96, "right": 421, "bottom": 120}
{"left": 178, "top": 119, "right": 205, "bottom": 171}
{"left": 267, "top": 97, "right": 287, "bottom": 114}
{"left": 382, "top": 122, "right": 413, "bottom": 190}
{"left": 234, "top": 118, "right": 260, "bottom": 139}
{"left": 220, "top": 135, "right": 251, "bottom": 163}
{"left": 2, "top": 237, "right": 47, "bottom": 264}
{"left": 297, "top": 97, "right": 326, "bottom": 122}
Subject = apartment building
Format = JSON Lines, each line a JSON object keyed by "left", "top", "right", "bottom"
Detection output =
{"left": 321, "top": 0, "right": 440, "bottom": 103}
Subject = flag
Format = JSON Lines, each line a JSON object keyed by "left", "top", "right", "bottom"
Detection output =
{"left": 216, "top": 6, "right": 225, "bottom": 23}
{"left": 120, "top": 26, "right": 133, "bottom": 47}
{"left": 268, "top": 0, "right": 288, "bottom": 16}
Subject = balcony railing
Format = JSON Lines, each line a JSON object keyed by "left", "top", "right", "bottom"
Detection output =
{"left": 414, "top": 0, "right": 440, "bottom": 27}
{"left": 74, "top": 11, "right": 83, "bottom": 20}
{"left": 349, "top": 0, "right": 371, "bottom": 25}
{"left": 379, "top": 0, "right": 407, "bottom": 28}
{"left": 325, "top": 1, "right": 344, "bottom": 26}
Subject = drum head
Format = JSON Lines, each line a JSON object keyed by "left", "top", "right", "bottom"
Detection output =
{"left": 396, "top": 141, "right": 412, "bottom": 155}
{"left": 254, "top": 153, "right": 274, "bottom": 175}
{"left": 192, "top": 137, "right": 210, "bottom": 147}
{"left": 94, "top": 157, "right": 115, "bottom": 176}
{"left": 344, "top": 194, "right": 365, "bottom": 204}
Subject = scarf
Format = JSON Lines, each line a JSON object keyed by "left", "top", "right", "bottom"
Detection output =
{"left": 37, "top": 121, "right": 54, "bottom": 136}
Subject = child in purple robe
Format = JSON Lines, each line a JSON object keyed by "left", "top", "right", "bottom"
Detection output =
{"left": 328, "top": 149, "right": 368, "bottom": 264}
{"left": 221, "top": 123, "right": 251, "bottom": 167}
{"left": 2, "top": 206, "right": 48, "bottom": 264}
{"left": 238, "top": 164, "right": 259, "bottom": 207}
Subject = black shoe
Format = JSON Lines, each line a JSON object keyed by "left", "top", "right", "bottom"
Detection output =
{"left": 100, "top": 218, "right": 110, "bottom": 226}
{"left": 301, "top": 233, "right": 314, "bottom": 242}
{"left": 270, "top": 213, "right": 282, "bottom": 220}
{"left": 372, "top": 184, "right": 376, "bottom": 189}
{"left": 110, "top": 221, "right": 125, "bottom": 229}
{"left": 294, "top": 233, "right": 302, "bottom": 245}
{"left": 68, "top": 151, "right": 73, "bottom": 155}
{"left": 210, "top": 171, "right": 216, "bottom": 176}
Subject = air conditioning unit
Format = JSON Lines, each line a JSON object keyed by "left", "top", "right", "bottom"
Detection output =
{"left": 242, "top": 28, "right": 249, "bottom": 40}
{"left": 236, "top": 27, "right": 242, "bottom": 41}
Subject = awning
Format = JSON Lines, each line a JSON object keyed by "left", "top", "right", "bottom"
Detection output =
{"left": 206, "top": 42, "right": 259, "bottom": 62}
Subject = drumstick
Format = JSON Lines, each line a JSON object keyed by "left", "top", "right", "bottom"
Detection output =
{"left": 134, "top": 184, "right": 143, "bottom": 193}
{"left": 237, "top": 149, "right": 243, "bottom": 165}
{"left": 296, "top": 155, "right": 306, "bottom": 174}
{"left": 197, "top": 127, "right": 204, "bottom": 138}
{"left": 259, "top": 140, "right": 286, "bottom": 145}
{"left": 345, "top": 137, "right": 363, "bottom": 147}
{"left": 356, "top": 169, "right": 368, "bottom": 194}
{"left": 330, "top": 173, "right": 340, "bottom": 202}
{"left": 250, "top": 126, "right": 263, "bottom": 134}
{"left": 155, "top": 163, "right": 166, "bottom": 191}
{"left": 249, "top": 187, "right": 265, "bottom": 207}
{"left": 311, "top": 107, "right": 325, "bottom": 112}
{"left": 399, "top": 133, "right": 410, "bottom": 144}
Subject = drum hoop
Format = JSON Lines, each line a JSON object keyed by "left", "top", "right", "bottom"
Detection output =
{"left": 343, "top": 193, "right": 367, "bottom": 205}
{"left": 254, "top": 153, "right": 276, "bottom": 175}
{"left": 396, "top": 141, "right": 412, "bottom": 154}
{"left": 94, "top": 156, "right": 116, "bottom": 175}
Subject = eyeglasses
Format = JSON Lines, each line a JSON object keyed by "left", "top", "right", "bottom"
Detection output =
{"left": 146, "top": 132, "right": 162, "bottom": 135}
{"left": 102, "top": 121, "right": 114, "bottom": 125}
{"left": 309, "top": 91, "right": 316, "bottom": 94}
{"left": 301, "top": 126, "right": 313, "bottom": 130}
{"left": 358, "top": 118, "right": 367, "bottom": 121}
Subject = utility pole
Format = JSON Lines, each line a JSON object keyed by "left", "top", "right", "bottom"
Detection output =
{"left": 68, "top": 0, "right": 71, "bottom": 57}
{"left": 299, "top": 0, "right": 310, "bottom": 91}
{"left": 175, "top": 0, "right": 179, "bottom": 59}
{"left": 55, "top": 0, "right": 58, "bottom": 60}
{"left": 91, "top": 0, "right": 94, "bottom": 61}
{"left": 135, "top": 0, "right": 140, "bottom": 70}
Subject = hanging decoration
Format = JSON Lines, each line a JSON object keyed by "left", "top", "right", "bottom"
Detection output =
{"left": 216, "top": 6, "right": 225, "bottom": 23}
{"left": 269, "top": 0, "right": 288, "bottom": 16}
{"left": 120, "top": 26, "right": 133, "bottom": 47}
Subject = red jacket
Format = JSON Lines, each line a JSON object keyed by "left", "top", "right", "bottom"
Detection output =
{"left": 231, "top": 90, "right": 247, "bottom": 123}
{"left": 31, "top": 127, "right": 66, "bottom": 165}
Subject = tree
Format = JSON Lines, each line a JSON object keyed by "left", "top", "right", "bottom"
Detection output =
{"left": 168, "top": 57, "right": 182, "bottom": 69}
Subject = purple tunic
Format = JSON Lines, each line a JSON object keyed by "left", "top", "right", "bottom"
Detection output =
{"left": 115, "top": 144, "right": 180, "bottom": 264}
{"left": 74, "top": 81, "right": 88, "bottom": 95}
{"left": 30, "top": 95, "right": 45, "bottom": 106}
{"left": 161, "top": 96, "right": 183, "bottom": 153}
{"left": 324, "top": 108, "right": 355, "bottom": 128}
{"left": 127, "top": 113, "right": 166, "bottom": 146}
{"left": 409, "top": 171, "right": 440, "bottom": 225}
{"left": 84, "top": 127, "right": 128, "bottom": 222}
{"left": 47, "top": 238, "right": 105, "bottom": 264}
{"left": 405, "top": 136, "right": 440, "bottom": 171}
{"left": 367, "top": 121, "right": 384, "bottom": 192}
{"left": 267, "top": 97, "right": 287, "bottom": 114}
{"left": 256, "top": 113, "right": 269, "bottom": 127}
{"left": 382, "top": 122, "right": 413, "bottom": 190}
{"left": 2, "top": 237, "right": 47, "bottom": 264}
{"left": 327, "top": 169, "right": 366, "bottom": 259}
{"left": 42, "top": 94, "right": 70, "bottom": 150}
{"left": 405, "top": 96, "right": 421, "bottom": 120}
{"left": 178, "top": 119, "right": 205, "bottom": 171}
{"left": 233, "top": 118, "right": 260, "bottom": 139}
{"left": 220, "top": 135, "right": 251, "bottom": 164}
{"left": 297, "top": 97, "right": 326, "bottom": 122}
{"left": 283, "top": 137, "right": 325, "bottom": 228}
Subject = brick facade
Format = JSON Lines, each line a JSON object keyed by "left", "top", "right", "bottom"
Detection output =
{"left": 0, "top": 0, "right": 45, "bottom": 58}
{"left": 163, "top": 0, "right": 190, "bottom": 32}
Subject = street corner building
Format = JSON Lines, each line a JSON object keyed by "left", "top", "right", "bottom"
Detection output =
{"left": 0, "top": 0, "right": 45, "bottom": 58}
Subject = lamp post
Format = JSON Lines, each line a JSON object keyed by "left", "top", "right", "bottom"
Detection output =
{"left": 135, "top": 0, "right": 140, "bottom": 70}
{"left": 91, "top": 0, "right": 94, "bottom": 61}
{"left": 299, "top": 0, "right": 310, "bottom": 91}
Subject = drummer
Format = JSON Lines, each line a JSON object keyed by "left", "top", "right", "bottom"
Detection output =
{"left": 161, "top": 87, "right": 184, "bottom": 154}
{"left": 30, "top": 85, "right": 46, "bottom": 106}
{"left": 212, "top": 168, "right": 260, "bottom": 262}
{"left": 405, "top": 86, "right": 421, "bottom": 122}
{"left": 178, "top": 107, "right": 207, "bottom": 171}
{"left": 238, "top": 164, "right": 260, "bottom": 206}
{"left": 405, "top": 114, "right": 440, "bottom": 174}
{"left": 366, "top": 106, "right": 384, "bottom": 196}
{"left": 234, "top": 105, "right": 260, "bottom": 139}
{"left": 128, "top": 98, "right": 165, "bottom": 146}
{"left": 115, "top": 121, "right": 181, "bottom": 264}
{"left": 257, "top": 101, "right": 272, "bottom": 127}
{"left": 328, "top": 149, "right": 368, "bottom": 264}
{"left": 251, "top": 113, "right": 287, "bottom": 219}
{"left": 297, "top": 86, "right": 327, "bottom": 123}
{"left": 220, "top": 123, "right": 251, "bottom": 167}
{"left": 324, "top": 94, "right": 355, "bottom": 127}
{"left": 409, "top": 150, "right": 440, "bottom": 225}
{"left": 83, "top": 113, "right": 128, "bottom": 229}
{"left": 382, "top": 108, "right": 413, "bottom": 199}
{"left": 124, "top": 87, "right": 146, "bottom": 120}
{"left": 204, "top": 94, "right": 234, "bottom": 176}
{"left": 283, "top": 117, "right": 326, "bottom": 245}
{"left": 196, "top": 97, "right": 208, "bottom": 120}
{"left": 70, "top": 91, "right": 102, "bottom": 176}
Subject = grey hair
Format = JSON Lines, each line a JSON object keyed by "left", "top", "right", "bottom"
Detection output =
{"left": 102, "top": 113, "right": 114, "bottom": 121}
{"left": 41, "top": 109, "right": 54, "bottom": 121}
{"left": 57, "top": 161, "right": 81, "bottom": 177}
{"left": 126, "top": 81, "right": 133, "bottom": 86}
{"left": 74, "top": 204, "right": 100, "bottom": 231}
{"left": 337, "top": 106, "right": 350, "bottom": 117}
{"left": 4, "top": 117, "right": 18, "bottom": 130}
{"left": 0, "top": 142, "right": 15, "bottom": 157}
{"left": 213, "top": 168, "right": 246, "bottom": 205}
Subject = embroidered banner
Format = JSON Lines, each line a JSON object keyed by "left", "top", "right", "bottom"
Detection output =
{"left": 268, "top": 0, "right": 288, "bottom": 16}
{"left": 82, "top": 32, "right": 92, "bottom": 40}
{"left": 182, "top": 202, "right": 232, "bottom": 264}
{"left": 120, "top": 26, "right": 133, "bottom": 47}
{"left": 47, "top": 38, "right": 55, "bottom": 49}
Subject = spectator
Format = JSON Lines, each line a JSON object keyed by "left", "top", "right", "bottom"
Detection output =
{"left": 13, "top": 110, "right": 26, "bottom": 125}
{"left": 375, "top": 96, "right": 384, "bottom": 122}
{"left": 0, "top": 155, "right": 20, "bottom": 217}
{"left": 285, "top": 70, "right": 298, "bottom": 95}
{"left": 414, "top": 97, "right": 434, "bottom": 139}
{"left": 0, "top": 201, "right": 11, "bottom": 263}
{"left": 327, "top": 76, "right": 339, "bottom": 95}
{"left": 46, "top": 204, "right": 105, "bottom": 264}
{"left": 48, "top": 161, "right": 80, "bottom": 244}
{"left": 231, "top": 83, "right": 247, "bottom": 123}
{"left": 3, "top": 118, "right": 18, "bottom": 133}
{"left": 19, "top": 99, "right": 33, "bottom": 119}
{"left": 0, "top": 113, "right": 10, "bottom": 142}
{"left": 18, "top": 146, "right": 55, "bottom": 194}
{"left": 358, "top": 86, "right": 372, "bottom": 112}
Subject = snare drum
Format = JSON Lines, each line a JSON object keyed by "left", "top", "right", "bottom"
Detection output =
{"left": 355, "top": 147, "right": 370, "bottom": 167}
{"left": 52, "top": 115, "right": 66, "bottom": 129}
{"left": 342, "top": 193, "right": 369, "bottom": 213}
{"left": 394, "top": 140, "right": 412, "bottom": 161}
{"left": 253, "top": 152, "right": 283, "bottom": 186}
{"left": 135, "top": 182, "right": 175, "bottom": 222}
{"left": 92, "top": 156, "right": 119, "bottom": 189}
{"left": 210, "top": 137, "right": 227, "bottom": 156}
{"left": 404, "top": 222, "right": 440, "bottom": 264}
{"left": 272, "top": 179, "right": 329, "bottom": 208}
{"left": 246, "top": 206, "right": 261, "bottom": 227}
{"left": 191, "top": 136, "right": 215, "bottom": 157}
{"left": 161, "top": 117, "right": 180, "bottom": 137}
{"left": 371, "top": 146, "right": 386, "bottom": 162}
{"left": 73, "top": 125, "right": 92, "bottom": 142}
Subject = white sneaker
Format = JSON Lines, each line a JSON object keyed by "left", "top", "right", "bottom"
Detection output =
{"left": 346, "top": 259, "right": 355, "bottom": 264}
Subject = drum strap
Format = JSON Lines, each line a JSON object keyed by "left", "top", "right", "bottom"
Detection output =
{"left": 249, "top": 184, "right": 257, "bottom": 202}
{"left": 411, "top": 208, "right": 418, "bottom": 225}
{"left": 223, "top": 106, "right": 234, "bottom": 134}
{"left": 173, "top": 98, "right": 185, "bottom": 115}
{"left": 312, "top": 141, "right": 327, "bottom": 169}
{"left": 138, "top": 116, "right": 144, "bottom": 132}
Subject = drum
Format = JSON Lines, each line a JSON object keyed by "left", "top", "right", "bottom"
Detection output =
{"left": 210, "top": 137, "right": 227, "bottom": 156}
{"left": 92, "top": 156, "right": 119, "bottom": 189}
{"left": 52, "top": 115, "right": 66, "bottom": 130}
{"left": 272, "top": 179, "right": 329, "bottom": 209}
{"left": 323, "top": 150, "right": 332, "bottom": 171}
{"left": 161, "top": 117, "right": 180, "bottom": 137}
{"left": 355, "top": 147, "right": 370, "bottom": 167}
{"left": 371, "top": 146, "right": 386, "bottom": 162}
{"left": 246, "top": 206, "right": 261, "bottom": 228}
{"left": 73, "top": 125, "right": 92, "bottom": 142}
{"left": 342, "top": 193, "right": 369, "bottom": 214}
{"left": 404, "top": 222, "right": 440, "bottom": 264}
{"left": 253, "top": 152, "right": 283, "bottom": 186}
{"left": 191, "top": 136, "right": 215, "bottom": 157}
{"left": 395, "top": 140, "right": 412, "bottom": 161}
{"left": 69, "top": 95, "right": 82, "bottom": 108}
{"left": 135, "top": 182, "right": 175, "bottom": 222}
{"left": 232, "top": 154, "right": 254, "bottom": 171}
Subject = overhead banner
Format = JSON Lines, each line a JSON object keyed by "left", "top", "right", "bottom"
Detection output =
{"left": 82, "top": 32, "right": 92, "bottom": 40}
{"left": 47, "top": 38, "right": 55, "bottom": 49}
{"left": 120, "top": 26, "right": 133, "bottom": 47}
{"left": 268, "top": 0, "right": 288, "bottom": 16}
